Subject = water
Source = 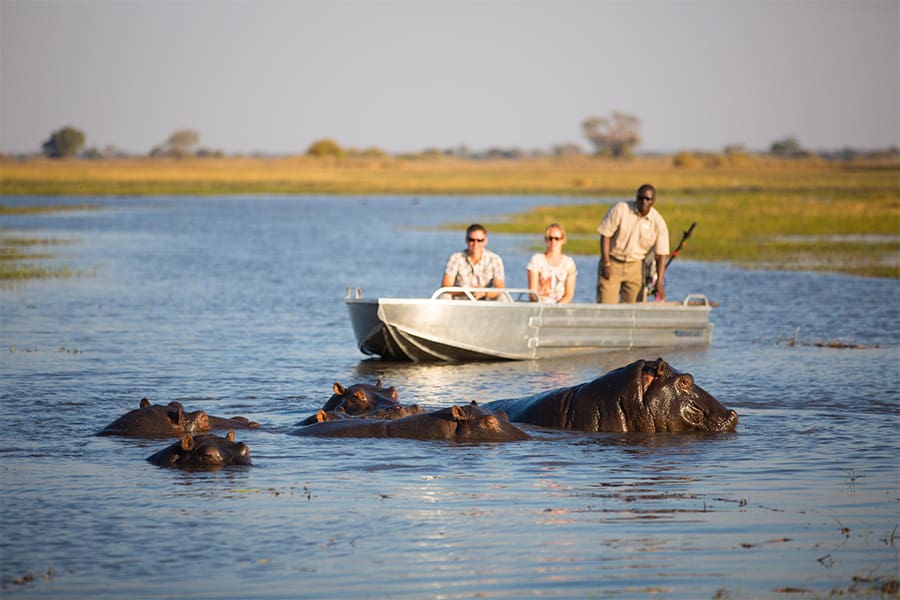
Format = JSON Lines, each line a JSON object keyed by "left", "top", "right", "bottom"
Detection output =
{"left": 1, "top": 195, "right": 897, "bottom": 598}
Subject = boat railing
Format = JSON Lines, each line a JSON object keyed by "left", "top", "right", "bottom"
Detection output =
{"left": 682, "top": 294, "right": 711, "bottom": 306}
{"left": 430, "top": 287, "right": 541, "bottom": 303}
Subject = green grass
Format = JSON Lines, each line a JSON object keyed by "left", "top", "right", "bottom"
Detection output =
{"left": 479, "top": 189, "right": 900, "bottom": 278}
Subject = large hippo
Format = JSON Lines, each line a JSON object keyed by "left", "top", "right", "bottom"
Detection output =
{"left": 99, "top": 398, "right": 260, "bottom": 438}
{"left": 482, "top": 358, "right": 738, "bottom": 433}
{"left": 293, "top": 402, "right": 529, "bottom": 442}
{"left": 298, "top": 380, "right": 422, "bottom": 425}
{"left": 146, "top": 430, "right": 252, "bottom": 468}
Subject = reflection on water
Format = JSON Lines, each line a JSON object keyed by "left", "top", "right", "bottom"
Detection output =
{"left": 1, "top": 195, "right": 898, "bottom": 598}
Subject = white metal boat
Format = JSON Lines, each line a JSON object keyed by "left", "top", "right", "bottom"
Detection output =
{"left": 346, "top": 286, "right": 714, "bottom": 362}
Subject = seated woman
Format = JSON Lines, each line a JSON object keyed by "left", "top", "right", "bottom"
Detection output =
{"left": 526, "top": 223, "right": 577, "bottom": 304}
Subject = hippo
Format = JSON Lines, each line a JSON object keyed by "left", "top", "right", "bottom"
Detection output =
{"left": 482, "top": 358, "right": 738, "bottom": 433}
{"left": 293, "top": 401, "right": 529, "bottom": 442}
{"left": 298, "top": 380, "right": 422, "bottom": 425}
{"left": 146, "top": 430, "right": 252, "bottom": 468}
{"left": 99, "top": 398, "right": 260, "bottom": 438}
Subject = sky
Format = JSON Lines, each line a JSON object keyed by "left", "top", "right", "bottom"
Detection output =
{"left": 1, "top": 0, "right": 898, "bottom": 156}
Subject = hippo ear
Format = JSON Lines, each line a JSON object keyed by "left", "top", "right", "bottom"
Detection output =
{"left": 470, "top": 400, "right": 478, "bottom": 406}
{"left": 180, "top": 434, "right": 195, "bottom": 451}
{"left": 140, "top": 398, "right": 151, "bottom": 408}
{"left": 676, "top": 375, "right": 694, "bottom": 393}
{"left": 333, "top": 382, "right": 346, "bottom": 395}
{"left": 316, "top": 409, "right": 328, "bottom": 423}
{"left": 226, "top": 430, "right": 235, "bottom": 442}
{"left": 167, "top": 404, "right": 185, "bottom": 428}
{"left": 385, "top": 387, "right": 399, "bottom": 400}
{"left": 451, "top": 405, "right": 467, "bottom": 421}
{"left": 376, "top": 377, "right": 384, "bottom": 388}
{"left": 654, "top": 358, "right": 671, "bottom": 377}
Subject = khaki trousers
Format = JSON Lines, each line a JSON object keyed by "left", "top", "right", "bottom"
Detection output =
{"left": 596, "top": 259, "right": 643, "bottom": 304}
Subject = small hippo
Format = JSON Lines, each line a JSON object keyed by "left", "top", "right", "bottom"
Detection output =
{"left": 146, "top": 430, "right": 252, "bottom": 468}
{"left": 293, "top": 401, "right": 529, "bottom": 442}
{"left": 482, "top": 358, "right": 738, "bottom": 433}
{"left": 298, "top": 380, "right": 421, "bottom": 425}
{"left": 99, "top": 398, "right": 260, "bottom": 438}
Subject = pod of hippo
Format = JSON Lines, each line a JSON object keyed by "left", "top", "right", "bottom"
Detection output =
{"left": 482, "top": 358, "right": 738, "bottom": 433}
{"left": 146, "top": 430, "right": 252, "bottom": 468}
{"left": 293, "top": 401, "right": 529, "bottom": 442}
{"left": 101, "top": 358, "right": 738, "bottom": 470}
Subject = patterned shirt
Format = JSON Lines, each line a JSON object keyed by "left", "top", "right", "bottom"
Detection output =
{"left": 597, "top": 201, "right": 670, "bottom": 262}
{"left": 444, "top": 249, "right": 505, "bottom": 288}
{"left": 526, "top": 253, "right": 577, "bottom": 303}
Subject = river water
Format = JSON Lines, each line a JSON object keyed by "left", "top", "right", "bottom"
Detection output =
{"left": 1, "top": 195, "right": 897, "bottom": 599}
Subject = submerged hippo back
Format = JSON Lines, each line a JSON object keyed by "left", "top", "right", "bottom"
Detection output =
{"left": 293, "top": 402, "right": 528, "bottom": 442}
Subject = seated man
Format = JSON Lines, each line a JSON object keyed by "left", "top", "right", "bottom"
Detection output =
{"left": 442, "top": 223, "right": 505, "bottom": 300}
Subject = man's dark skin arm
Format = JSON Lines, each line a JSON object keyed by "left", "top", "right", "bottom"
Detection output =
{"left": 655, "top": 254, "right": 667, "bottom": 300}
{"left": 599, "top": 236, "right": 611, "bottom": 280}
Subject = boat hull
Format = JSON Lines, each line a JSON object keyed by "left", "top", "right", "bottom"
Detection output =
{"left": 347, "top": 293, "right": 713, "bottom": 362}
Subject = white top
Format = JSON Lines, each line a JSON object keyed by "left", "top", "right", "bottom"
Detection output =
{"left": 526, "top": 253, "right": 577, "bottom": 303}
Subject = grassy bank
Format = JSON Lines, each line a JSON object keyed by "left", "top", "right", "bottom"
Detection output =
{"left": 487, "top": 187, "right": 899, "bottom": 278}
{"left": 1, "top": 155, "right": 898, "bottom": 278}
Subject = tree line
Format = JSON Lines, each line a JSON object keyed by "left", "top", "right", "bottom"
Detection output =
{"left": 32, "top": 114, "right": 899, "bottom": 162}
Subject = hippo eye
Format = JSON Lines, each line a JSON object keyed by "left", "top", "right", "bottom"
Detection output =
{"left": 676, "top": 375, "right": 694, "bottom": 393}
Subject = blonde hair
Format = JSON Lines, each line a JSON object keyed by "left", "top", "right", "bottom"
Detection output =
{"left": 544, "top": 223, "right": 566, "bottom": 239}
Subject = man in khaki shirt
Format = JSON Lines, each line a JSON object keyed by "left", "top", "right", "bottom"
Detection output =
{"left": 596, "top": 184, "right": 670, "bottom": 303}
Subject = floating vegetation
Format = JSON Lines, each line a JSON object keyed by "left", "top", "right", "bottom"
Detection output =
{"left": 0, "top": 263, "right": 77, "bottom": 282}
{"left": 0, "top": 203, "right": 100, "bottom": 215}
{"left": 774, "top": 327, "right": 881, "bottom": 349}
{"left": 0, "top": 234, "right": 82, "bottom": 284}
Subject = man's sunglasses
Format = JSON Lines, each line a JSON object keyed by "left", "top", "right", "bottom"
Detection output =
{"left": 467, "top": 237, "right": 486, "bottom": 243}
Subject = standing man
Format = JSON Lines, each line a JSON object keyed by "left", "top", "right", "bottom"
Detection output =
{"left": 442, "top": 223, "right": 506, "bottom": 300}
{"left": 596, "top": 184, "right": 670, "bottom": 303}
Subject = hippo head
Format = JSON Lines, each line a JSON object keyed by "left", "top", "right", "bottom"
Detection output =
{"left": 442, "top": 402, "right": 530, "bottom": 442}
{"left": 100, "top": 399, "right": 210, "bottom": 438}
{"left": 639, "top": 358, "right": 738, "bottom": 433}
{"left": 146, "top": 430, "right": 252, "bottom": 468}
{"left": 323, "top": 380, "right": 401, "bottom": 415}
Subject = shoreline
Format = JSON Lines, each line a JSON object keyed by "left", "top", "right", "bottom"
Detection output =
{"left": 1, "top": 156, "right": 898, "bottom": 279}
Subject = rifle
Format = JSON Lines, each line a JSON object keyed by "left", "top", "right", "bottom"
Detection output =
{"left": 642, "top": 222, "right": 697, "bottom": 300}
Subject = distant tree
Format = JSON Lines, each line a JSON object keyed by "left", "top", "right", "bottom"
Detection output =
{"left": 148, "top": 129, "right": 201, "bottom": 157}
{"left": 360, "top": 147, "right": 388, "bottom": 158}
{"left": 672, "top": 151, "right": 700, "bottom": 168}
{"left": 553, "top": 143, "right": 584, "bottom": 157}
{"left": 581, "top": 112, "right": 641, "bottom": 158}
{"left": 42, "top": 126, "right": 86, "bottom": 158}
{"left": 306, "top": 138, "right": 345, "bottom": 158}
{"left": 769, "top": 136, "right": 807, "bottom": 157}
{"left": 166, "top": 129, "right": 200, "bottom": 156}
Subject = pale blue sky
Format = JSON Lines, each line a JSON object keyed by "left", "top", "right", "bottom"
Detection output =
{"left": 1, "top": 0, "right": 897, "bottom": 155}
